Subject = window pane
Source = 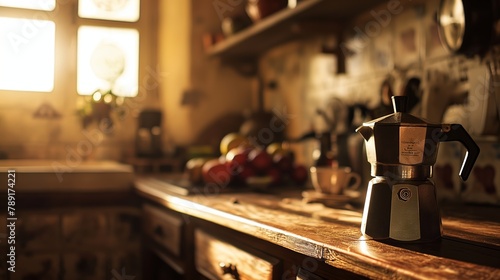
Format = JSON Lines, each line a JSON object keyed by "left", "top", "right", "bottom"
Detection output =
{"left": 0, "top": 0, "right": 55, "bottom": 10}
{"left": 0, "top": 17, "right": 55, "bottom": 92}
{"left": 77, "top": 26, "right": 139, "bottom": 97}
{"left": 78, "top": 0, "right": 140, "bottom": 22}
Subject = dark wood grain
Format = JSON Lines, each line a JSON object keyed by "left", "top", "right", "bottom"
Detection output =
{"left": 0, "top": 191, "right": 139, "bottom": 209}
{"left": 135, "top": 179, "right": 500, "bottom": 279}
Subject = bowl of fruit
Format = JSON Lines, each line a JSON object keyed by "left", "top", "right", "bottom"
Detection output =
{"left": 186, "top": 133, "right": 308, "bottom": 191}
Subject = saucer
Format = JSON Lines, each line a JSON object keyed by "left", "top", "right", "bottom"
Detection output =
{"left": 302, "top": 190, "right": 361, "bottom": 206}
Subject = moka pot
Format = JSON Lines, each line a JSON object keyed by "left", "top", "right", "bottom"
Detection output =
{"left": 356, "top": 96, "right": 480, "bottom": 242}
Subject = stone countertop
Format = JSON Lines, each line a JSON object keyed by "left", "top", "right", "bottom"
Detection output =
{"left": 135, "top": 177, "right": 500, "bottom": 279}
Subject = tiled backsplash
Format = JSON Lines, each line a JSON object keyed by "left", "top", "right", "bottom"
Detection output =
{"left": 258, "top": 0, "right": 499, "bottom": 204}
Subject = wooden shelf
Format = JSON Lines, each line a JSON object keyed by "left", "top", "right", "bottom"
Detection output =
{"left": 207, "top": 0, "right": 389, "bottom": 60}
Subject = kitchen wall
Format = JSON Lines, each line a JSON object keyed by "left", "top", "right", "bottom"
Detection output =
{"left": 0, "top": 77, "right": 155, "bottom": 161}
{"left": 253, "top": 0, "right": 500, "bottom": 203}
{"left": 257, "top": 0, "right": 444, "bottom": 162}
{"left": 159, "top": 0, "right": 254, "bottom": 154}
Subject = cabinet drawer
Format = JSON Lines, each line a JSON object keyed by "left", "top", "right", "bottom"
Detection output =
{"left": 143, "top": 205, "right": 183, "bottom": 257}
{"left": 296, "top": 268, "right": 325, "bottom": 280}
{"left": 195, "top": 229, "right": 279, "bottom": 280}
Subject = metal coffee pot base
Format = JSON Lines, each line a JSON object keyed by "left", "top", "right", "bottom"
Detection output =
{"left": 361, "top": 177, "right": 442, "bottom": 242}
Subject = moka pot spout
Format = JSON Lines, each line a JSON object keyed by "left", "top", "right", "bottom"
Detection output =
{"left": 356, "top": 125, "right": 373, "bottom": 141}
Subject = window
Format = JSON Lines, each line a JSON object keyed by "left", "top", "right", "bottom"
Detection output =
{"left": 78, "top": 0, "right": 139, "bottom": 22}
{"left": 0, "top": 0, "right": 55, "bottom": 11}
{"left": 0, "top": 17, "right": 55, "bottom": 92}
{"left": 0, "top": 0, "right": 151, "bottom": 97}
{"left": 77, "top": 26, "right": 139, "bottom": 97}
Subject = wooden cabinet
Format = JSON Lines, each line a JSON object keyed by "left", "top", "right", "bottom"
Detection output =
{"left": 141, "top": 205, "right": 192, "bottom": 279}
{"left": 143, "top": 204, "right": 183, "bottom": 257}
{"left": 195, "top": 229, "right": 279, "bottom": 280}
{"left": 12, "top": 207, "right": 141, "bottom": 280}
{"left": 140, "top": 201, "right": 364, "bottom": 280}
{"left": 0, "top": 191, "right": 141, "bottom": 280}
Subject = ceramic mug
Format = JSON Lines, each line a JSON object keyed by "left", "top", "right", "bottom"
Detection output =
{"left": 310, "top": 166, "right": 361, "bottom": 195}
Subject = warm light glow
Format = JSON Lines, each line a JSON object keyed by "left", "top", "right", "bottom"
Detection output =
{"left": 103, "top": 93, "right": 113, "bottom": 103}
{"left": 358, "top": 236, "right": 373, "bottom": 256}
{"left": 78, "top": 0, "right": 140, "bottom": 22}
{"left": 0, "top": 0, "right": 55, "bottom": 11}
{"left": 92, "top": 91, "right": 102, "bottom": 102}
{"left": 0, "top": 17, "right": 55, "bottom": 92}
{"left": 115, "top": 96, "right": 124, "bottom": 105}
{"left": 77, "top": 26, "right": 139, "bottom": 97}
{"left": 151, "top": 126, "right": 161, "bottom": 135}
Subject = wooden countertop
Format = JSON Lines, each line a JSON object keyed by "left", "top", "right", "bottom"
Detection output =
{"left": 135, "top": 177, "right": 500, "bottom": 279}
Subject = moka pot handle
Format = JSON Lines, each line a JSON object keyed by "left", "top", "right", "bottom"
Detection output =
{"left": 438, "top": 124, "right": 480, "bottom": 181}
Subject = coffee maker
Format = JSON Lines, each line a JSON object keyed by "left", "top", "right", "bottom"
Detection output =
{"left": 356, "top": 96, "right": 480, "bottom": 242}
{"left": 135, "top": 109, "right": 163, "bottom": 158}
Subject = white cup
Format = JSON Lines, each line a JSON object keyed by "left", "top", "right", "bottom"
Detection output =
{"left": 310, "top": 166, "right": 361, "bottom": 195}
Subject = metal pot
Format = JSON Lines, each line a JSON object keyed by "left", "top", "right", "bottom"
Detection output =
{"left": 356, "top": 96, "right": 479, "bottom": 180}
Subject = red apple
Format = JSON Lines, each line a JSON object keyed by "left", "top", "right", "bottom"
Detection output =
{"left": 236, "top": 164, "right": 256, "bottom": 185}
{"left": 202, "top": 158, "right": 232, "bottom": 187}
{"left": 225, "top": 146, "right": 249, "bottom": 176}
{"left": 248, "top": 148, "right": 273, "bottom": 174}
{"left": 273, "top": 152, "right": 294, "bottom": 174}
{"left": 185, "top": 157, "right": 210, "bottom": 185}
{"left": 267, "top": 167, "right": 283, "bottom": 186}
{"left": 290, "top": 164, "right": 308, "bottom": 185}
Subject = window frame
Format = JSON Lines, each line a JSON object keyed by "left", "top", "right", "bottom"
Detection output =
{"left": 0, "top": 0, "right": 157, "bottom": 98}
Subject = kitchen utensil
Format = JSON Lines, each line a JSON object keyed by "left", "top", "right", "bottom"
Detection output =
{"left": 239, "top": 75, "right": 285, "bottom": 147}
{"left": 437, "top": 0, "right": 498, "bottom": 57}
{"left": 310, "top": 98, "right": 349, "bottom": 167}
{"left": 313, "top": 131, "right": 334, "bottom": 167}
{"left": 421, "top": 69, "right": 469, "bottom": 123}
{"left": 356, "top": 96, "right": 480, "bottom": 242}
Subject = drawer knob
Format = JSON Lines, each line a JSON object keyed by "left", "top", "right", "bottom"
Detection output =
{"left": 153, "top": 225, "right": 165, "bottom": 237}
{"left": 219, "top": 262, "right": 239, "bottom": 279}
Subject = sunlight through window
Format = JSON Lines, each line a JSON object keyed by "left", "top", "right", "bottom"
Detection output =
{"left": 0, "top": 17, "right": 55, "bottom": 92}
{"left": 77, "top": 26, "right": 139, "bottom": 97}
{"left": 0, "top": 0, "right": 144, "bottom": 95}
{"left": 78, "top": 0, "right": 140, "bottom": 22}
{"left": 0, "top": 0, "right": 55, "bottom": 11}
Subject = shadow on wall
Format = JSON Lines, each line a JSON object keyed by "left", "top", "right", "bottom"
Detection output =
{"left": 191, "top": 112, "right": 246, "bottom": 157}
